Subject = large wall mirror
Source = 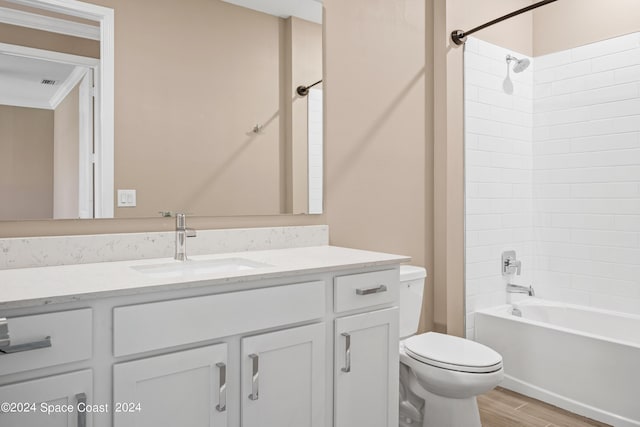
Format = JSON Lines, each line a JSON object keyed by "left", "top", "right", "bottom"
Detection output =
{"left": 0, "top": 0, "right": 323, "bottom": 221}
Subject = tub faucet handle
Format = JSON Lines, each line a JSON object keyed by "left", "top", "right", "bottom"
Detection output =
{"left": 502, "top": 250, "right": 522, "bottom": 276}
{"left": 511, "top": 259, "right": 522, "bottom": 275}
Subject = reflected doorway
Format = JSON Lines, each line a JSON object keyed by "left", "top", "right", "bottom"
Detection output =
{"left": 0, "top": 43, "right": 99, "bottom": 219}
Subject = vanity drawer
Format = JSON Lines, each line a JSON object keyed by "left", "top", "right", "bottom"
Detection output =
{"left": 334, "top": 269, "right": 399, "bottom": 313}
{"left": 114, "top": 280, "right": 325, "bottom": 357}
{"left": 0, "top": 308, "right": 92, "bottom": 376}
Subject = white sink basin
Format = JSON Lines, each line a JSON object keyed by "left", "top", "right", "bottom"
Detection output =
{"left": 131, "top": 258, "right": 271, "bottom": 279}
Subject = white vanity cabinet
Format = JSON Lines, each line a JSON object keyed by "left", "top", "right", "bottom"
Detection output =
{"left": 0, "top": 246, "right": 406, "bottom": 427}
{"left": 111, "top": 281, "right": 328, "bottom": 427}
{"left": 0, "top": 309, "right": 93, "bottom": 376}
{"left": 241, "top": 323, "right": 325, "bottom": 427}
{"left": 334, "top": 308, "right": 399, "bottom": 427}
{"left": 0, "top": 309, "right": 94, "bottom": 427}
{"left": 333, "top": 270, "right": 400, "bottom": 427}
{"left": 113, "top": 344, "right": 228, "bottom": 427}
{"left": 112, "top": 323, "right": 327, "bottom": 427}
{"left": 0, "top": 369, "right": 93, "bottom": 427}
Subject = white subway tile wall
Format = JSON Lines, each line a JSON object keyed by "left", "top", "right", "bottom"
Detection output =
{"left": 465, "top": 34, "right": 640, "bottom": 338}
{"left": 533, "top": 32, "right": 640, "bottom": 313}
{"left": 464, "top": 38, "right": 535, "bottom": 339}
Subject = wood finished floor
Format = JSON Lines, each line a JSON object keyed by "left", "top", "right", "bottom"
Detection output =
{"left": 478, "top": 387, "right": 611, "bottom": 427}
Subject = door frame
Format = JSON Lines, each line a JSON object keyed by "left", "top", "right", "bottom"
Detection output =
{"left": 0, "top": 42, "right": 99, "bottom": 218}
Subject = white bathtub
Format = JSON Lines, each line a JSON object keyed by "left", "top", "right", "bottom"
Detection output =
{"left": 475, "top": 298, "right": 640, "bottom": 427}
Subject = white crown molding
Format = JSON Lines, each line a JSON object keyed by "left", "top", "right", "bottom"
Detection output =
{"left": 0, "top": 6, "right": 100, "bottom": 40}
{"left": 0, "top": 41, "right": 98, "bottom": 66}
{"left": 49, "top": 65, "right": 87, "bottom": 108}
{"left": 4, "top": 0, "right": 112, "bottom": 21}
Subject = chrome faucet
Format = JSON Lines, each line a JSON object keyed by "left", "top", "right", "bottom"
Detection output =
{"left": 507, "top": 283, "right": 535, "bottom": 297}
{"left": 175, "top": 213, "right": 196, "bottom": 261}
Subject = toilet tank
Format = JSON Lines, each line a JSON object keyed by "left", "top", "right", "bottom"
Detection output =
{"left": 399, "top": 265, "right": 427, "bottom": 339}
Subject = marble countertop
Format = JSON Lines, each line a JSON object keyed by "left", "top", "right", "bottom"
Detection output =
{"left": 0, "top": 245, "right": 410, "bottom": 309}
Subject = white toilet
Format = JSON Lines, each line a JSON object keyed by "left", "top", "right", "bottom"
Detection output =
{"left": 398, "top": 265, "right": 503, "bottom": 427}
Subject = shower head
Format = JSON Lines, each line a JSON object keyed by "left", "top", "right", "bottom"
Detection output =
{"left": 506, "top": 54, "right": 530, "bottom": 73}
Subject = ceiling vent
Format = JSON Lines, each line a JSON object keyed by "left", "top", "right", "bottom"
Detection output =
{"left": 41, "top": 79, "right": 57, "bottom": 85}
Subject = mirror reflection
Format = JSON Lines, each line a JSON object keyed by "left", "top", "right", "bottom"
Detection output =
{"left": 0, "top": 50, "right": 98, "bottom": 220}
{"left": 0, "top": 0, "right": 323, "bottom": 220}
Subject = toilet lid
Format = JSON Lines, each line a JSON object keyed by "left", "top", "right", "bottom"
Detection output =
{"left": 403, "top": 332, "right": 502, "bottom": 374}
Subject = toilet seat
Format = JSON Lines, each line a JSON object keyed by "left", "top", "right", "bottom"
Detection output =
{"left": 403, "top": 332, "right": 502, "bottom": 374}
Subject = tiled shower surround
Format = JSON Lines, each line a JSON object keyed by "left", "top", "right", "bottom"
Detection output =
{"left": 465, "top": 34, "right": 640, "bottom": 337}
{"left": 464, "top": 37, "right": 534, "bottom": 338}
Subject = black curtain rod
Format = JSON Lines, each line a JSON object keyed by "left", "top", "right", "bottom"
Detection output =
{"left": 451, "top": 0, "right": 558, "bottom": 46}
{"left": 297, "top": 79, "right": 322, "bottom": 96}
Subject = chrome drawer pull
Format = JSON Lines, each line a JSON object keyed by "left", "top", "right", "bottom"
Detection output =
{"left": 355, "top": 284, "right": 387, "bottom": 295}
{"left": 0, "top": 336, "right": 51, "bottom": 354}
{"left": 248, "top": 353, "right": 259, "bottom": 401}
{"left": 216, "top": 362, "right": 227, "bottom": 412}
{"left": 341, "top": 333, "right": 351, "bottom": 373}
{"left": 76, "top": 393, "right": 87, "bottom": 427}
{"left": 0, "top": 317, "right": 52, "bottom": 355}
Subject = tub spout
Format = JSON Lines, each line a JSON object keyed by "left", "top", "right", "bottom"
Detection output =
{"left": 507, "top": 283, "right": 535, "bottom": 297}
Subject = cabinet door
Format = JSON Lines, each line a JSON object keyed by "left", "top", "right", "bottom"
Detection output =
{"left": 113, "top": 343, "right": 228, "bottom": 427}
{"left": 241, "top": 323, "right": 325, "bottom": 427}
{"left": 0, "top": 369, "right": 92, "bottom": 427}
{"left": 334, "top": 308, "right": 399, "bottom": 427}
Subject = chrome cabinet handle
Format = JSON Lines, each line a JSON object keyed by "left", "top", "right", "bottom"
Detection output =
{"left": 248, "top": 353, "right": 259, "bottom": 401}
{"left": 0, "top": 318, "right": 52, "bottom": 355}
{"left": 76, "top": 393, "right": 87, "bottom": 427}
{"left": 341, "top": 333, "right": 351, "bottom": 373}
{"left": 0, "top": 336, "right": 51, "bottom": 354}
{"left": 355, "top": 284, "right": 387, "bottom": 295}
{"left": 0, "top": 318, "right": 8, "bottom": 348}
{"left": 215, "top": 362, "right": 226, "bottom": 412}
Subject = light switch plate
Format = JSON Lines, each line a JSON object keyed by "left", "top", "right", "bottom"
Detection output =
{"left": 117, "top": 189, "right": 136, "bottom": 207}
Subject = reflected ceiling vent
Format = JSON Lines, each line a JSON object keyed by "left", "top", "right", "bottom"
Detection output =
{"left": 41, "top": 79, "right": 57, "bottom": 85}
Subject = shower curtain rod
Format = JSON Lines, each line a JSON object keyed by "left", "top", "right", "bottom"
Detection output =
{"left": 451, "top": 0, "right": 558, "bottom": 46}
{"left": 297, "top": 79, "right": 322, "bottom": 96}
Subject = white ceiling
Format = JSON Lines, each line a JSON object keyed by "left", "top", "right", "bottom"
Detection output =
{"left": 0, "top": 53, "right": 76, "bottom": 109}
{"left": 222, "top": 0, "right": 322, "bottom": 24}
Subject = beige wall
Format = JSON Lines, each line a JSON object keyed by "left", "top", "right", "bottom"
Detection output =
{"left": 0, "top": 105, "right": 54, "bottom": 219}
{"left": 323, "top": 0, "right": 430, "bottom": 330}
{"left": 533, "top": 0, "right": 640, "bottom": 56}
{"left": 53, "top": 84, "right": 80, "bottom": 219}
{"left": 108, "top": 0, "right": 284, "bottom": 218}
